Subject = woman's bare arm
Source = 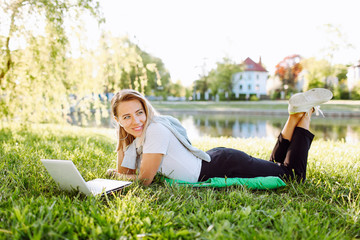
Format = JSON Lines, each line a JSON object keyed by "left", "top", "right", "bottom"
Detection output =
{"left": 138, "top": 153, "right": 163, "bottom": 186}
{"left": 109, "top": 152, "right": 162, "bottom": 186}
{"left": 117, "top": 150, "right": 136, "bottom": 174}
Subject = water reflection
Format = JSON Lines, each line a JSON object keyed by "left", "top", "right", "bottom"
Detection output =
{"left": 168, "top": 113, "right": 360, "bottom": 143}
{"left": 70, "top": 111, "right": 360, "bottom": 143}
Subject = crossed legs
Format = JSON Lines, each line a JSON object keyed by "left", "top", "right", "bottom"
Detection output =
{"left": 199, "top": 112, "right": 315, "bottom": 182}
{"left": 281, "top": 111, "right": 312, "bottom": 141}
{"left": 270, "top": 111, "right": 315, "bottom": 181}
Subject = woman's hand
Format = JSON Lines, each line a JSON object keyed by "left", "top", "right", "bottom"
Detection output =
{"left": 106, "top": 168, "right": 121, "bottom": 178}
{"left": 106, "top": 168, "right": 137, "bottom": 181}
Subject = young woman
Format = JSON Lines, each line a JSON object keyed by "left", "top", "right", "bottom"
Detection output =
{"left": 107, "top": 88, "right": 333, "bottom": 186}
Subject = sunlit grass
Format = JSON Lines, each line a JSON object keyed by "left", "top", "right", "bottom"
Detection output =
{"left": 1, "top": 123, "right": 359, "bottom": 239}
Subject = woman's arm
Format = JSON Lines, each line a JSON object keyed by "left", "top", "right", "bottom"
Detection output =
{"left": 138, "top": 153, "right": 163, "bottom": 186}
{"left": 107, "top": 150, "right": 136, "bottom": 176}
{"left": 108, "top": 152, "right": 162, "bottom": 186}
{"left": 117, "top": 150, "right": 136, "bottom": 174}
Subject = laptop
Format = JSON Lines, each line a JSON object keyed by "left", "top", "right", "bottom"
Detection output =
{"left": 41, "top": 159, "right": 132, "bottom": 196}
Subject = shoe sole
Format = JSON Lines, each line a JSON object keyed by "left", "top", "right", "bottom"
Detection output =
{"left": 289, "top": 88, "right": 333, "bottom": 113}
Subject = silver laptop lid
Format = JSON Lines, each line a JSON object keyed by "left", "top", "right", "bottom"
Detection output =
{"left": 41, "top": 159, "right": 92, "bottom": 195}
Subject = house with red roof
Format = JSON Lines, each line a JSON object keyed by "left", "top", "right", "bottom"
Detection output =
{"left": 232, "top": 57, "right": 268, "bottom": 99}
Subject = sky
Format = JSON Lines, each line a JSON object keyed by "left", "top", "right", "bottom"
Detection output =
{"left": 42, "top": 0, "right": 360, "bottom": 86}
{"left": 3, "top": 0, "right": 359, "bottom": 87}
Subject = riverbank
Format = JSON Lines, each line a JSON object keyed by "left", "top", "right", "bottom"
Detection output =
{"left": 152, "top": 100, "right": 360, "bottom": 118}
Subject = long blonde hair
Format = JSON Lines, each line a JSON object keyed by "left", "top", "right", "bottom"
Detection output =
{"left": 111, "top": 89, "right": 158, "bottom": 152}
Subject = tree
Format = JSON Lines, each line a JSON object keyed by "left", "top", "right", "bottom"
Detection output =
{"left": 0, "top": 0, "right": 103, "bottom": 121}
{"left": 0, "top": 0, "right": 102, "bottom": 86}
{"left": 275, "top": 54, "right": 303, "bottom": 92}
{"left": 95, "top": 34, "right": 170, "bottom": 97}
{"left": 207, "top": 69, "right": 220, "bottom": 97}
{"left": 193, "top": 75, "right": 209, "bottom": 100}
{"left": 301, "top": 57, "right": 348, "bottom": 98}
{"left": 206, "top": 58, "right": 243, "bottom": 100}
{"left": 216, "top": 58, "right": 243, "bottom": 98}
{"left": 137, "top": 45, "right": 171, "bottom": 97}
{"left": 97, "top": 34, "right": 148, "bottom": 94}
{"left": 60, "top": 33, "right": 169, "bottom": 125}
{"left": 301, "top": 58, "right": 330, "bottom": 90}
{"left": 192, "top": 57, "right": 243, "bottom": 101}
{"left": 169, "top": 80, "right": 185, "bottom": 98}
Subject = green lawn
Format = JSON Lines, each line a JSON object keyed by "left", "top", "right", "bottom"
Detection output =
{"left": 1, "top": 123, "right": 359, "bottom": 239}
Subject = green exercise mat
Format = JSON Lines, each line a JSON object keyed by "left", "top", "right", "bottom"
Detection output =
{"left": 164, "top": 176, "right": 286, "bottom": 190}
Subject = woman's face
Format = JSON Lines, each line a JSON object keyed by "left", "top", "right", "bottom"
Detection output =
{"left": 116, "top": 99, "right": 147, "bottom": 138}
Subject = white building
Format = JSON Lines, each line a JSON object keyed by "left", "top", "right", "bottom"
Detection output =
{"left": 347, "top": 59, "right": 360, "bottom": 93}
{"left": 232, "top": 57, "right": 268, "bottom": 99}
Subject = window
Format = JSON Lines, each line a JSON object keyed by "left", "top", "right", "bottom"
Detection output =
{"left": 240, "top": 85, "right": 243, "bottom": 90}
{"left": 256, "top": 84, "right": 259, "bottom": 91}
{"left": 240, "top": 74, "right": 243, "bottom": 80}
{"left": 256, "top": 74, "right": 259, "bottom": 80}
{"left": 248, "top": 84, "right": 251, "bottom": 90}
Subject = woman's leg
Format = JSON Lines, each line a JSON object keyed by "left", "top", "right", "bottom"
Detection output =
{"left": 271, "top": 88, "right": 332, "bottom": 165}
{"left": 199, "top": 117, "right": 315, "bottom": 182}
{"left": 281, "top": 112, "right": 306, "bottom": 141}
{"left": 270, "top": 112, "right": 305, "bottom": 164}
{"left": 296, "top": 110, "right": 312, "bottom": 130}
{"left": 282, "top": 111, "right": 314, "bottom": 181}
{"left": 281, "top": 127, "right": 314, "bottom": 181}
{"left": 270, "top": 109, "right": 315, "bottom": 181}
{"left": 198, "top": 111, "right": 316, "bottom": 182}
{"left": 199, "top": 147, "right": 290, "bottom": 182}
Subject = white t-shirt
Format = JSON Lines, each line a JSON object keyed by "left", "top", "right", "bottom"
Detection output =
{"left": 143, "top": 122, "right": 202, "bottom": 182}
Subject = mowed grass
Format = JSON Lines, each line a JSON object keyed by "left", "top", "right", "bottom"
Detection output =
{"left": 1, "top": 123, "right": 359, "bottom": 239}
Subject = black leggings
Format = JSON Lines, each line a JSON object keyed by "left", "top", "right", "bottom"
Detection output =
{"left": 198, "top": 127, "right": 314, "bottom": 182}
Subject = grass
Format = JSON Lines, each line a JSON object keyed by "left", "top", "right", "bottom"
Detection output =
{"left": 1, "top": 123, "right": 360, "bottom": 239}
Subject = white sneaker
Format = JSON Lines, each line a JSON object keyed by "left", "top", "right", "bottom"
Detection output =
{"left": 288, "top": 88, "right": 333, "bottom": 116}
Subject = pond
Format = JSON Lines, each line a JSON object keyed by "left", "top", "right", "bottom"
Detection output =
{"left": 71, "top": 111, "right": 360, "bottom": 143}
{"left": 166, "top": 112, "right": 360, "bottom": 143}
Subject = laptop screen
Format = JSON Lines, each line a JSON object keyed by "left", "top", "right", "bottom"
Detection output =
{"left": 41, "top": 159, "right": 92, "bottom": 195}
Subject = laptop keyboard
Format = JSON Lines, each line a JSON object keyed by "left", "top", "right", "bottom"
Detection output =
{"left": 86, "top": 179, "right": 131, "bottom": 194}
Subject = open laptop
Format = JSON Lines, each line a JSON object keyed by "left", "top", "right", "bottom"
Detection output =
{"left": 41, "top": 159, "right": 132, "bottom": 196}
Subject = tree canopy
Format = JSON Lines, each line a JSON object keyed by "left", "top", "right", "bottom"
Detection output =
{"left": 194, "top": 57, "right": 243, "bottom": 100}
{"left": 274, "top": 54, "right": 303, "bottom": 91}
{"left": 0, "top": 0, "right": 178, "bottom": 124}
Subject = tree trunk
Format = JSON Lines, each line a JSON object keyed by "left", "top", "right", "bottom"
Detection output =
{"left": 0, "top": 0, "right": 25, "bottom": 86}
{"left": 0, "top": 35, "right": 12, "bottom": 85}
